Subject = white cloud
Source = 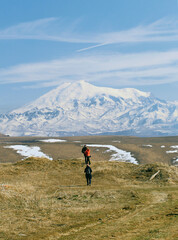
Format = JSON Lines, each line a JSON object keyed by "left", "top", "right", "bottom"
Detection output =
{"left": 0, "top": 50, "right": 178, "bottom": 87}
{"left": 1, "top": 17, "right": 178, "bottom": 48}
{"left": 0, "top": 17, "right": 88, "bottom": 43}
{"left": 1, "top": 17, "right": 178, "bottom": 88}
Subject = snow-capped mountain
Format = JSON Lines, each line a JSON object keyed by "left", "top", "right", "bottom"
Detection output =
{"left": 0, "top": 81, "right": 177, "bottom": 136}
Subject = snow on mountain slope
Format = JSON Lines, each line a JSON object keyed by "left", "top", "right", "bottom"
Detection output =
{"left": 11, "top": 81, "right": 151, "bottom": 113}
{"left": 0, "top": 80, "right": 177, "bottom": 137}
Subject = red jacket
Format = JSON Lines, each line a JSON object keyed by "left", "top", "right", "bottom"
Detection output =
{"left": 84, "top": 149, "right": 90, "bottom": 157}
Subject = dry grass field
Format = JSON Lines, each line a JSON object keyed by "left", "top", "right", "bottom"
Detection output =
{"left": 0, "top": 135, "right": 178, "bottom": 239}
{"left": 0, "top": 135, "right": 178, "bottom": 165}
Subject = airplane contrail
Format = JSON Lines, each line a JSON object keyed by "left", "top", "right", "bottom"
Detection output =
{"left": 77, "top": 42, "right": 110, "bottom": 52}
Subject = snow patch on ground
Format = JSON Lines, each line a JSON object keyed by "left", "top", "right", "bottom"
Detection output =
{"left": 170, "top": 146, "right": 178, "bottom": 164}
{"left": 161, "top": 145, "right": 165, "bottom": 148}
{"left": 142, "top": 145, "right": 152, "bottom": 148}
{"left": 4, "top": 145, "right": 53, "bottom": 160}
{"left": 170, "top": 145, "right": 178, "bottom": 149}
{"left": 166, "top": 146, "right": 178, "bottom": 154}
{"left": 87, "top": 144, "right": 138, "bottom": 164}
{"left": 39, "top": 139, "right": 67, "bottom": 143}
{"left": 166, "top": 150, "right": 178, "bottom": 153}
{"left": 172, "top": 156, "right": 178, "bottom": 165}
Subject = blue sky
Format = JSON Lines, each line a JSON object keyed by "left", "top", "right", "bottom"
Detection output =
{"left": 0, "top": 0, "right": 178, "bottom": 113}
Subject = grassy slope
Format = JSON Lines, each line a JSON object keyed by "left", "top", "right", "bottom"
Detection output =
{"left": 0, "top": 158, "right": 178, "bottom": 240}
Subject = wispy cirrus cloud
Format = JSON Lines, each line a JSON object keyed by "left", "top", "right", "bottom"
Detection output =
{"left": 1, "top": 17, "right": 178, "bottom": 51}
{"left": 0, "top": 50, "right": 178, "bottom": 88}
{"left": 78, "top": 18, "right": 178, "bottom": 51}
{"left": 0, "top": 17, "right": 88, "bottom": 43}
{"left": 1, "top": 17, "right": 178, "bottom": 89}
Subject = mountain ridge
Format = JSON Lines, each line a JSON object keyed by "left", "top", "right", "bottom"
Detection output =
{"left": 0, "top": 81, "right": 177, "bottom": 137}
{"left": 11, "top": 81, "right": 152, "bottom": 113}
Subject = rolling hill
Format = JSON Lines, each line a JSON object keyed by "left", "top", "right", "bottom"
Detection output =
{"left": 0, "top": 157, "right": 177, "bottom": 239}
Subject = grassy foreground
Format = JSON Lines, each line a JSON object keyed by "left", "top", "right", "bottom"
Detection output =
{"left": 0, "top": 158, "right": 178, "bottom": 240}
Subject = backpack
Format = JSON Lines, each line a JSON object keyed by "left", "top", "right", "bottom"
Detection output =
{"left": 86, "top": 167, "right": 91, "bottom": 175}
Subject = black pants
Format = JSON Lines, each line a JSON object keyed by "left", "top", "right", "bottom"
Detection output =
{"left": 86, "top": 174, "right": 92, "bottom": 185}
{"left": 84, "top": 155, "right": 87, "bottom": 164}
{"left": 85, "top": 156, "right": 91, "bottom": 165}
